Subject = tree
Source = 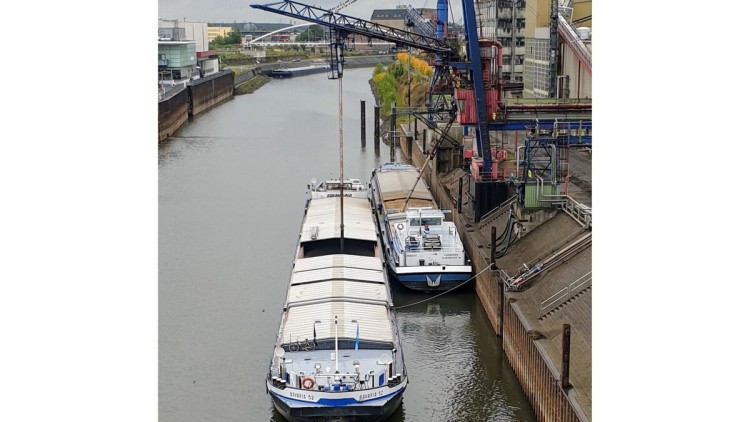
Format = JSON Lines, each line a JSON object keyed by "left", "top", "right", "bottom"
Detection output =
{"left": 297, "top": 25, "right": 324, "bottom": 42}
{"left": 388, "top": 62, "right": 405, "bottom": 80}
{"left": 226, "top": 29, "right": 241, "bottom": 44}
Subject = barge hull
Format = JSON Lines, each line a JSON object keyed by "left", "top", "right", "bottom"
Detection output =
{"left": 270, "top": 388, "right": 405, "bottom": 422}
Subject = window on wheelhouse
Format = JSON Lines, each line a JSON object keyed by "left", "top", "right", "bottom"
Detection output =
{"left": 409, "top": 217, "right": 441, "bottom": 227}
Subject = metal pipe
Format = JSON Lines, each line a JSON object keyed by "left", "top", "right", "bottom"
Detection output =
{"left": 552, "top": 144, "right": 557, "bottom": 188}
{"left": 541, "top": 233, "right": 591, "bottom": 267}
{"left": 534, "top": 175, "right": 567, "bottom": 205}
{"left": 516, "top": 145, "right": 525, "bottom": 178}
{"left": 511, "top": 233, "right": 591, "bottom": 288}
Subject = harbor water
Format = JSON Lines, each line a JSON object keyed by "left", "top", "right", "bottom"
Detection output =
{"left": 159, "top": 67, "right": 536, "bottom": 421}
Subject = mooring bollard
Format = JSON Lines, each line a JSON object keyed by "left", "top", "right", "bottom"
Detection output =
{"left": 360, "top": 100, "right": 366, "bottom": 148}
{"left": 561, "top": 324, "right": 571, "bottom": 390}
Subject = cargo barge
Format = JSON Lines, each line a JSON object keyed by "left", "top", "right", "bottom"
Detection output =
{"left": 266, "top": 194, "right": 408, "bottom": 421}
{"left": 370, "top": 162, "right": 472, "bottom": 292}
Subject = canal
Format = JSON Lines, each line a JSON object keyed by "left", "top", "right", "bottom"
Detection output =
{"left": 159, "top": 67, "right": 536, "bottom": 422}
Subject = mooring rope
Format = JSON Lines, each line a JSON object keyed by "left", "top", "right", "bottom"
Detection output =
{"left": 393, "top": 263, "right": 496, "bottom": 310}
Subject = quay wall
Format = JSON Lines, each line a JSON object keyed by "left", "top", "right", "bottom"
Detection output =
{"left": 503, "top": 302, "right": 589, "bottom": 422}
{"left": 161, "top": 57, "right": 393, "bottom": 142}
{"left": 189, "top": 70, "right": 235, "bottom": 117}
{"left": 158, "top": 87, "right": 189, "bottom": 142}
{"left": 398, "top": 128, "right": 587, "bottom": 422}
{"left": 158, "top": 71, "right": 235, "bottom": 142}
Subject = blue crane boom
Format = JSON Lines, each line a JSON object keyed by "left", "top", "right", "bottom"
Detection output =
{"left": 250, "top": 1, "right": 451, "bottom": 54}
{"left": 457, "top": 0, "right": 493, "bottom": 176}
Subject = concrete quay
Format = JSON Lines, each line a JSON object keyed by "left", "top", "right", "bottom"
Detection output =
{"left": 396, "top": 123, "right": 592, "bottom": 422}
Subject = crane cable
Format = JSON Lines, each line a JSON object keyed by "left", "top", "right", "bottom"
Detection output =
{"left": 330, "top": 0, "right": 358, "bottom": 13}
{"left": 338, "top": 74, "right": 345, "bottom": 253}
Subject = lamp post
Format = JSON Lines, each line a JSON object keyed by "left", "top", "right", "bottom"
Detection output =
{"left": 351, "top": 319, "right": 359, "bottom": 351}
{"left": 405, "top": 22, "right": 412, "bottom": 139}
{"left": 158, "top": 69, "right": 170, "bottom": 97}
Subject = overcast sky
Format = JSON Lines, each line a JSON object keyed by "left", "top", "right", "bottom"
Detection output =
{"left": 158, "top": 0, "right": 466, "bottom": 25}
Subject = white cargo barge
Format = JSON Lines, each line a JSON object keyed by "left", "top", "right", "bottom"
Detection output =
{"left": 267, "top": 195, "right": 407, "bottom": 422}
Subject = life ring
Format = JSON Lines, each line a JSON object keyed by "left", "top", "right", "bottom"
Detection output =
{"left": 396, "top": 223, "right": 404, "bottom": 230}
{"left": 302, "top": 377, "right": 315, "bottom": 390}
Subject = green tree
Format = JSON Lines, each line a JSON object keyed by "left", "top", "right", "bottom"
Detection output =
{"left": 226, "top": 29, "right": 241, "bottom": 44}
{"left": 298, "top": 25, "right": 324, "bottom": 42}
{"left": 209, "top": 35, "right": 225, "bottom": 49}
{"left": 388, "top": 62, "right": 405, "bottom": 80}
{"left": 377, "top": 73, "right": 399, "bottom": 109}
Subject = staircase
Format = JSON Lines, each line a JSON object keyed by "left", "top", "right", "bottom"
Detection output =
{"left": 538, "top": 271, "right": 591, "bottom": 319}
{"left": 404, "top": 6, "right": 436, "bottom": 37}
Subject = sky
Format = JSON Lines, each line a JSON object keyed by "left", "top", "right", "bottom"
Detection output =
{"left": 158, "top": 0, "right": 466, "bottom": 24}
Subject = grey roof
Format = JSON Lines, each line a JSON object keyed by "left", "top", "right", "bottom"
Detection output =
{"left": 300, "top": 197, "right": 378, "bottom": 243}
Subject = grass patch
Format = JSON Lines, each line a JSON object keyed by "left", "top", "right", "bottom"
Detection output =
{"left": 235, "top": 75, "right": 270, "bottom": 95}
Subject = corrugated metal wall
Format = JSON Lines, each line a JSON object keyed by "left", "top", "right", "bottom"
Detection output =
{"left": 503, "top": 302, "right": 587, "bottom": 421}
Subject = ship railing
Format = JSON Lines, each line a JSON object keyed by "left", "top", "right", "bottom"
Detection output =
{"left": 539, "top": 271, "right": 592, "bottom": 318}
{"left": 400, "top": 243, "right": 464, "bottom": 253}
{"left": 312, "top": 371, "right": 403, "bottom": 391}
{"left": 395, "top": 238, "right": 463, "bottom": 254}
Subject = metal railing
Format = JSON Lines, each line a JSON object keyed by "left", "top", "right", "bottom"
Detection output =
{"left": 558, "top": 14, "right": 592, "bottom": 73}
{"left": 478, "top": 195, "right": 517, "bottom": 229}
{"left": 539, "top": 271, "right": 591, "bottom": 318}
{"left": 503, "top": 232, "right": 591, "bottom": 291}
{"left": 158, "top": 83, "right": 186, "bottom": 102}
{"left": 558, "top": 196, "right": 592, "bottom": 228}
{"left": 404, "top": 6, "right": 436, "bottom": 37}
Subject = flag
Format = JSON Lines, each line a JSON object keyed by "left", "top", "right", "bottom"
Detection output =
{"left": 313, "top": 324, "right": 317, "bottom": 346}
{"left": 355, "top": 323, "right": 360, "bottom": 351}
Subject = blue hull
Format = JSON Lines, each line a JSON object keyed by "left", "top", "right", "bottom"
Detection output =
{"left": 270, "top": 389, "right": 404, "bottom": 422}
{"left": 389, "top": 270, "right": 472, "bottom": 292}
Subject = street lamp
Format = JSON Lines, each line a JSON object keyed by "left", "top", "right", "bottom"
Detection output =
{"left": 351, "top": 319, "right": 360, "bottom": 351}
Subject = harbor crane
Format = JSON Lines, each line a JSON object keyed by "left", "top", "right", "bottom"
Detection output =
{"left": 250, "top": 0, "right": 592, "bottom": 218}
